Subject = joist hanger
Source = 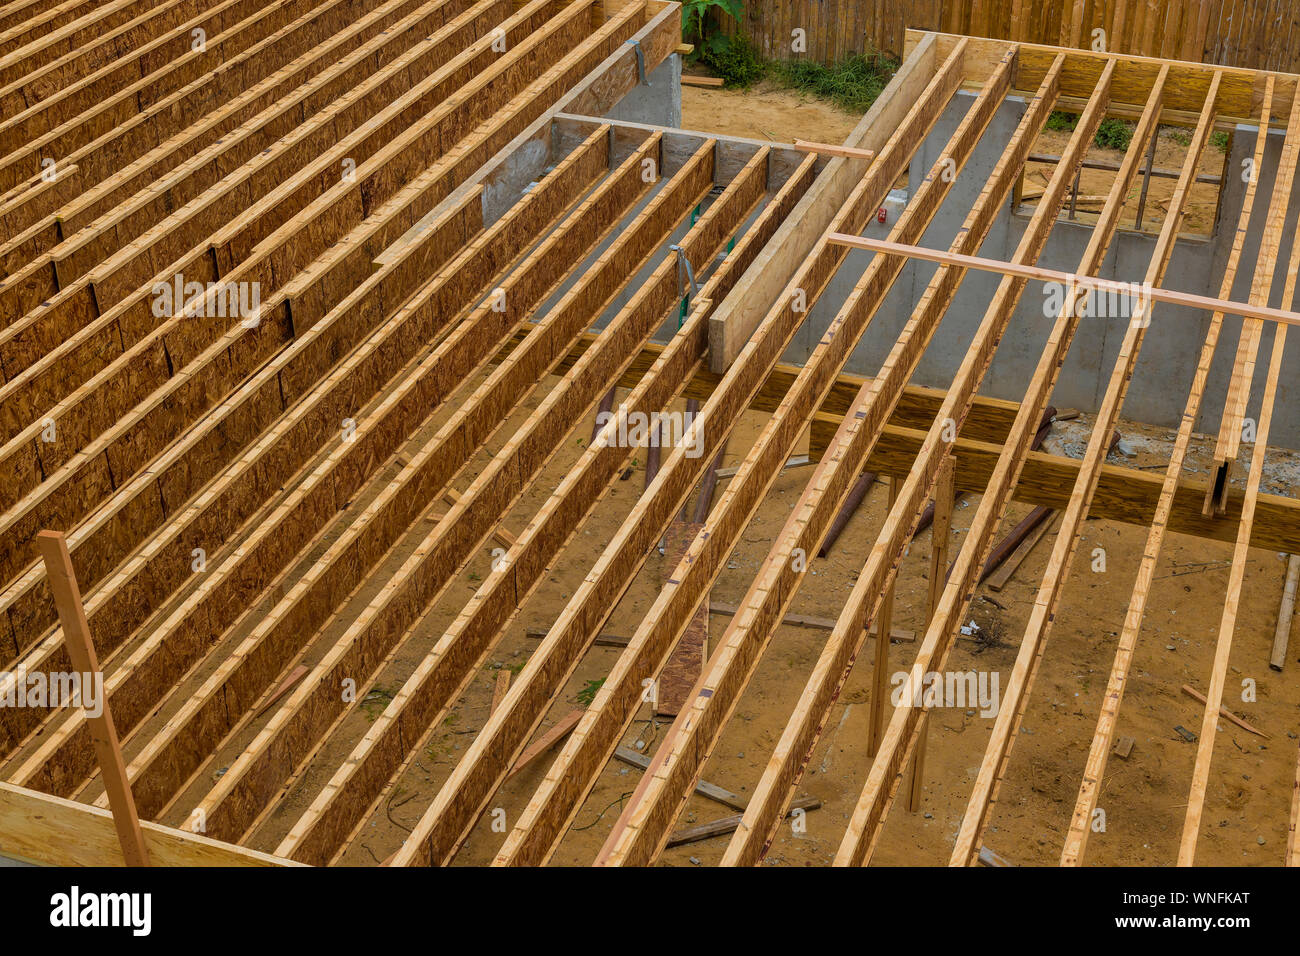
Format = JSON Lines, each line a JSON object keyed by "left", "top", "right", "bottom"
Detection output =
{"left": 627, "top": 38, "right": 646, "bottom": 85}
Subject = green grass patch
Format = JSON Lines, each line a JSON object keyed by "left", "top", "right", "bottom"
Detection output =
{"left": 576, "top": 678, "right": 605, "bottom": 707}
{"left": 693, "top": 29, "right": 897, "bottom": 116}
{"left": 1094, "top": 118, "right": 1134, "bottom": 151}
{"left": 1045, "top": 111, "right": 1134, "bottom": 151}
{"left": 701, "top": 31, "right": 765, "bottom": 87}
{"left": 1046, "top": 110, "right": 1079, "bottom": 132}
{"left": 768, "top": 48, "right": 898, "bottom": 113}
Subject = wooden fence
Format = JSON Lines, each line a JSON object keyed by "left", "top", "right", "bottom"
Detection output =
{"left": 717, "top": 1, "right": 1300, "bottom": 73}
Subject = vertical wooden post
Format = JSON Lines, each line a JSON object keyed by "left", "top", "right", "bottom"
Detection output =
{"left": 37, "top": 530, "right": 150, "bottom": 866}
{"left": 868, "top": 477, "right": 899, "bottom": 756}
{"left": 1289, "top": 740, "right": 1299, "bottom": 867}
{"left": 1271, "top": 554, "right": 1300, "bottom": 671}
{"left": 908, "top": 457, "right": 956, "bottom": 811}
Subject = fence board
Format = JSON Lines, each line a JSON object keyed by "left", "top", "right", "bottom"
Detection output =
{"left": 717, "top": 1, "right": 1300, "bottom": 71}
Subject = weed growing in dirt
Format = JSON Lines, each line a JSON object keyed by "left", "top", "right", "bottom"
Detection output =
{"left": 1211, "top": 130, "right": 1230, "bottom": 153}
{"left": 1046, "top": 112, "right": 1133, "bottom": 151}
{"left": 1094, "top": 117, "right": 1134, "bottom": 151}
{"left": 681, "top": 0, "right": 744, "bottom": 61}
{"left": 770, "top": 48, "right": 898, "bottom": 112}
{"left": 576, "top": 678, "right": 605, "bottom": 706}
{"left": 703, "top": 31, "right": 766, "bottom": 87}
{"left": 1046, "top": 110, "right": 1079, "bottom": 132}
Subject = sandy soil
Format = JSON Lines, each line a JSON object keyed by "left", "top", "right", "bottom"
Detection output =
{"left": 682, "top": 80, "right": 861, "bottom": 144}
{"left": 1024, "top": 126, "right": 1228, "bottom": 237}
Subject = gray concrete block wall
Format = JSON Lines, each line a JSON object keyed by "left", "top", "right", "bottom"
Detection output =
{"left": 782, "top": 89, "right": 1300, "bottom": 450}
{"left": 607, "top": 51, "right": 681, "bottom": 128}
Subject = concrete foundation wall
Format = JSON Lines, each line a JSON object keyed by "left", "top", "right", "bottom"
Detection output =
{"left": 781, "top": 89, "right": 1300, "bottom": 450}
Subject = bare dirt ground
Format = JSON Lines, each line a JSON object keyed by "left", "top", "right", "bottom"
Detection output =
{"left": 1025, "top": 126, "right": 1228, "bottom": 237}
{"left": 682, "top": 81, "right": 861, "bottom": 144}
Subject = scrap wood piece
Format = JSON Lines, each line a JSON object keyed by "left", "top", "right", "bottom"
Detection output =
{"left": 591, "top": 386, "right": 617, "bottom": 443}
{"left": 37, "top": 530, "right": 150, "bottom": 867}
{"left": 491, "top": 670, "right": 512, "bottom": 715}
{"left": 613, "top": 747, "right": 745, "bottom": 811}
{"left": 977, "top": 846, "right": 1014, "bottom": 867}
{"left": 818, "top": 469, "right": 877, "bottom": 557}
{"left": 793, "top": 139, "right": 876, "bottom": 160}
{"left": 256, "top": 664, "right": 310, "bottom": 718}
{"left": 1180, "top": 684, "right": 1269, "bottom": 738}
{"left": 1112, "top": 736, "right": 1135, "bottom": 760}
{"left": 682, "top": 75, "right": 724, "bottom": 87}
{"left": 980, "top": 504, "right": 1053, "bottom": 583}
{"left": 507, "top": 709, "right": 584, "bottom": 780}
{"left": 1271, "top": 553, "right": 1300, "bottom": 671}
{"left": 710, "top": 601, "right": 915, "bottom": 642}
{"left": 715, "top": 454, "right": 809, "bottom": 480}
{"left": 667, "top": 797, "right": 821, "bottom": 848}
{"left": 985, "top": 510, "right": 1059, "bottom": 591}
{"left": 526, "top": 611, "right": 916, "bottom": 646}
{"left": 526, "top": 627, "right": 630, "bottom": 647}
{"left": 656, "top": 520, "right": 708, "bottom": 716}
{"left": 691, "top": 428, "right": 727, "bottom": 523}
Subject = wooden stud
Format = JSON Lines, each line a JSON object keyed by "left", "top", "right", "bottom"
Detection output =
{"left": 868, "top": 477, "right": 899, "bottom": 756}
{"left": 35, "top": 529, "right": 149, "bottom": 867}
{"left": 1271, "top": 554, "right": 1300, "bottom": 671}
{"left": 907, "top": 455, "right": 955, "bottom": 813}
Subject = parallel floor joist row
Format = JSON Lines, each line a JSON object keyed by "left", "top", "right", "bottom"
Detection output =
{"left": 6, "top": 15, "right": 1299, "bottom": 868}
{"left": 1, "top": 15, "right": 816, "bottom": 865}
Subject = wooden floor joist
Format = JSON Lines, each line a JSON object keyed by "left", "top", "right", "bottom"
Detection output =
{"left": 293, "top": 143, "right": 762, "bottom": 868}
{"left": 720, "top": 53, "right": 1108, "bottom": 871}
{"left": 11, "top": 131, "right": 662, "bottom": 802}
{"left": 1061, "top": 81, "right": 1278, "bottom": 867}
{"left": 947, "top": 71, "right": 1222, "bottom": 868}
{"left": 2, "top": 14, "right": 1296, "bottom": 870}
{"left": 492, "top": 39, "right": 973, "bottom": 868}
{"left": 0, "top": 1, "right": 673, "bottom": 768}
{"left": 187, "top": 135, "right": 722, "bottom": 848}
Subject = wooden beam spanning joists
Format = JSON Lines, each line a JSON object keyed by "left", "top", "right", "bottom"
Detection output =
{"left": 705, "top": 32, "right": 940, "bottom": 372}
